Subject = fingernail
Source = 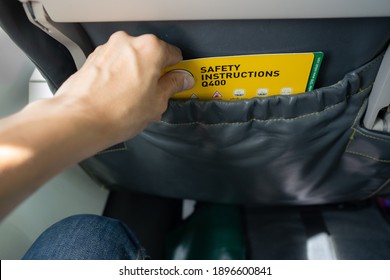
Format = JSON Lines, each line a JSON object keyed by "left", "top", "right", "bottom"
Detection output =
{"left": 183, "top": 74, "right": 195, "bottom": 91}
{"left": 172, "top": 70, "right": 195, "bottom": 91}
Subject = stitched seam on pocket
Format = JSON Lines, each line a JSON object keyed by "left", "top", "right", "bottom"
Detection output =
{"left": 367, "top": 178, "right": 390, "bottom": 198}
{"left": 344, "top": 150, "right": 390, "bottom": 163}
{"left": 353, "top": 129, "right": 390, "bottom": 143}
{"left": 345, "top": 98, "right": 369, "bottom": 150}
{"left": 351, "top": 98, "right": 370, "bottom": 127}
{"left": 161, "top": 85, "right": 372, "bottom": 126}
{"left": 345, "top": 129, "right": 356, "bottom": 152}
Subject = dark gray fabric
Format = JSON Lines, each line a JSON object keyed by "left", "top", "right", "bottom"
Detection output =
{"left": 323, "top": 204, "right": 390, "bottom": 259}
{"left": 81, "top": 54, "right": 390, "bottom": 205}
{"left": 244, "top": 206, "right": 308, "bottom": 260}
{"left": 244, "top": 202, "right": 390, "bottom": 260}
{"left": 82, "top": 18, "right": 390, "bottom": 88}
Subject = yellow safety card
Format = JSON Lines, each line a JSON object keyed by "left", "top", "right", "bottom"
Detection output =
{"left": 165, "top": 52, "right": 323, "bottom": 100}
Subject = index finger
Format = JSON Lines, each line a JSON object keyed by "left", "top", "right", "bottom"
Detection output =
{"left": 133, "top": 34, "right": 183, "bottom": 69}
{"left": 161, "top": 42, "right": 183, "bottom": 69}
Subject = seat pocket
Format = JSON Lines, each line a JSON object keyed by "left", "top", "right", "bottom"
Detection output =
{"left": 81, "top": 54, "right": 389, "bottom": 205}
{"left": 344, "top": 107, "right": 390, "bottom": 197}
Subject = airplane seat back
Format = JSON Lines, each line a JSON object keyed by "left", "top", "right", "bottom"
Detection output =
{"left": 1, "top": 0, "right": 390, "bottom": 206}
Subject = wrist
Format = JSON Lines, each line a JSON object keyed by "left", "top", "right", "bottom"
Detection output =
{"left": 28, "top": 95, "right": 110, "bottom": 158}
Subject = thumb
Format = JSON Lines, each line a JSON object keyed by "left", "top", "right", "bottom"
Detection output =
{"left": 158, "top": 70, "right": 195, "bottom": 98}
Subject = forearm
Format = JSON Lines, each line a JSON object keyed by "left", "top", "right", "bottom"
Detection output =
{"left": 0, "top": 32, "right": 193, "bottom": 219}
{"left": 0, "top": 96, "right": 105, "bottom": 217}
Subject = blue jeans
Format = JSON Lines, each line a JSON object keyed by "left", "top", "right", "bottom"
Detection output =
{"left": 22, "top": 214, "right": 146, "bottom": 260}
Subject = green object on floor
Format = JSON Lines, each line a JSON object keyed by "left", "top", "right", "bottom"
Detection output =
{"left": 165, "top": 203, "right": 245, "bottom": 260}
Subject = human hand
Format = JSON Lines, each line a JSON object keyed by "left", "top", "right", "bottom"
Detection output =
{"left": 1, "top": 31, "right": 196, "bottom": 216}
{"left": 55, "top": 31, "right": 194, "bottom": 146}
